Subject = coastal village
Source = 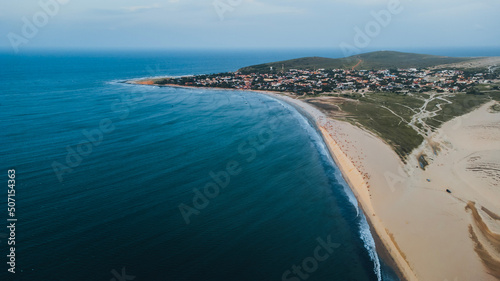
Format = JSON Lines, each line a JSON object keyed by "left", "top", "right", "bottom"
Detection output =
{"left": 153, "top": 67, "right": 499, "bottom": 95}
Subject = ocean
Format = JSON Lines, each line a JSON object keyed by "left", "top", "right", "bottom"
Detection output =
{"left": 4, "top": 47, "right": 495, "bottom": 281}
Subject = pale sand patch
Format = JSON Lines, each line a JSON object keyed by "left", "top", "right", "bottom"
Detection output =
{"left": 404, "top": 101, "right": 500, "bottom": 280}
{"left": 263, "top": 93, "right": 418, "bottom": 280}
{"left": 267, "top": 92, "right": 500, "bottom": 280}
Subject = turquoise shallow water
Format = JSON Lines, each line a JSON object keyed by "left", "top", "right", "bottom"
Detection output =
{"left": 0, "top": 50, "right": 404, "bottom": 280}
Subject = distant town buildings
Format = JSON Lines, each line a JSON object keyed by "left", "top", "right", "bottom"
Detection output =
{"left": 155, "top": 68, "right": 498, "bottom": 95}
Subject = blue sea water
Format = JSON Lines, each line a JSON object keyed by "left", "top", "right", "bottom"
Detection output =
{"left": 7, "top": 48, "right": 491, "bottom": 281}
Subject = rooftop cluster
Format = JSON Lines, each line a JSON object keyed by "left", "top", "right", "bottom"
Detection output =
{"left": 155, "top": 68, "right": 498, "bottom": 95}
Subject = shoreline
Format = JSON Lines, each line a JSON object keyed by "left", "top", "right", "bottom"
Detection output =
{"left": 262, "top": 94, "right": 499, "bottom": 281}
{"left": 126, "top": 80, "right": 412, "bottom": 280}
{"left": 261, "top": 92, "right": 415, "bottom": 281}
{"left": 126, "top": 80, "right": 500, "bottom": 280}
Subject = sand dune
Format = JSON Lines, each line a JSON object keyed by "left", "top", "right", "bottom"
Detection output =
{"left": 482, "top": 207, "right": 500, "bottom": 221}
{"left": 469, "top": 225, "right": 500, "bottom": 279}
{"left": 466, "top": 202, "right": 500, "bottom": 253}
{"left": 268, "top": 91, "right": 500, "bottom": 280}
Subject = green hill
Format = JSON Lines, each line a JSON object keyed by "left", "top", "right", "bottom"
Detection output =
{"left": 238, "top": 51, "right": 476, "bottom": 73}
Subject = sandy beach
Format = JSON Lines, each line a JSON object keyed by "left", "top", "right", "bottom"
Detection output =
{"left": 278, "top": 94, "right": 500, "bottom": 281}
{"left": 264, "top": 93, "right": 419, "bottom": 280}
{"left": 130, "top": 80, "right": 500, "bottom": 280}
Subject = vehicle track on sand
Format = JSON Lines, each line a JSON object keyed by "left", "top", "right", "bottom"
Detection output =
{"left": 379, "top": 93, "right": 453, "bottom": 138}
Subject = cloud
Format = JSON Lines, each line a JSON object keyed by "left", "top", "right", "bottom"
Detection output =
{"left": 216, "top": 0, "right": 304, "bottom": 20}
{"left": 120, "top": 4, "right": 161, "bottom": 13}
{"left": 326, "top": 0, "right": 398, "bottom": 6}
{"left": 417, "top": 2, "right": 488, "bottom": 18}
{"left": 1, "top": 0, "right": 498, "bottom": 49}
{"left": 89, "top": 3, "right": 163, "bottom": 16}
{"left": 246, "top": 0, "right": 303, "bottom": 14}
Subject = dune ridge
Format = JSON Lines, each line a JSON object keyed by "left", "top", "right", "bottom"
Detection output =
{"left": 468, "top": 225, "right": 500, "bottom": 279}
{"left": 466, "top": 202, "right": 500, "bottom": 255}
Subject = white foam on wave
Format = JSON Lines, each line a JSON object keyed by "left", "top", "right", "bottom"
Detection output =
{"left": 359, "top": 212, "right": 383, "bottom": 281}
{"left": 319, "top": 142, "right": 383, "bottom": 281}
{"left": 242, "top": 92, "right": 385, "bottom": 280}
{"left": 276, "top": 97, "right": 383, "bottom": 281}
{"left": 331, "top": 168, "right": 360, "bottom": 217}
{"left": 316, "top": 133, "right": 383, "bottom": 281}
{"left": 327, "top": 146, "right": 383, "bottom": 281}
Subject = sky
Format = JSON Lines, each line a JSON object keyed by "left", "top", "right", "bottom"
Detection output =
{"left": 1, "top": 0, "right": 499, "bottom": 52}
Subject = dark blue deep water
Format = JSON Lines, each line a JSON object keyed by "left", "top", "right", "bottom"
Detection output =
{"left": 0, "top": 49, "right": 410, "bottom": 281}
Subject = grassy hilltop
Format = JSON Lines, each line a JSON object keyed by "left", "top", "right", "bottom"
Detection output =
{"left": 239, "top": 51, "right": 475, "bottom": 73}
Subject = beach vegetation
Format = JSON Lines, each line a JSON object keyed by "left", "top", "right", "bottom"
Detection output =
{"left": 307, "top": 90, "right": 494, "bottom": 161}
